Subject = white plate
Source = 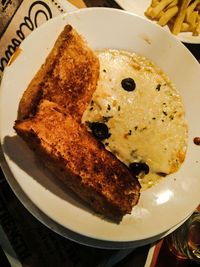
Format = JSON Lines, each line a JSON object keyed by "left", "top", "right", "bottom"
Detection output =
{"left": 1, "top": 8, "right": 200, "bottom": 244}
{"left": 116, "top": 0, "right": 200, "bottom": 44}
{"left": 0, "top": 149, "right": 193, "bottom": 249}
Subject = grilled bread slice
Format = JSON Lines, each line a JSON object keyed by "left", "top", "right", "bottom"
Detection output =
{"left": 14, "top": 100, "right": 141, "bottom": 221}
{"left": 17, "top": 24, "right": 99, "bottom": 121}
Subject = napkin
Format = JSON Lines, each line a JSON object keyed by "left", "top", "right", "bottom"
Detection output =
{"left": 0, "top": 0, "right": 77, "bottom": 80}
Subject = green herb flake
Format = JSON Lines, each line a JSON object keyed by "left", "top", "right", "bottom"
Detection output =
{"left": 141, "top": 127, "right": 147, "bottom": 131}
{"left": 156, "top": 84, "right": 161, "bottom": 91}
{"left": 130, "top": 149, "right": 137, "bottom": 157}
{"left": 107, "top": 104, "right": 111, "bottom": 111}
{"left": 102, "top": 116, "right": 113, "bottom": 122}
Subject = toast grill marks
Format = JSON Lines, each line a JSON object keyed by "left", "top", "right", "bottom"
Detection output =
{"left": 14, "top": 100, "right": 141, "bottom": 221}
{"left": 17, "top": 25, "right": 100, "bottom": 121}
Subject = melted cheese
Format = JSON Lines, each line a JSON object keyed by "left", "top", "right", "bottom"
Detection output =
{"left": 82, "top": 50, "right": 188, "bottom": 190}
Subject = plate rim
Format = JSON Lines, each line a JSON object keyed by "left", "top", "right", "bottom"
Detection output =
{"left": 0, "top": 7, "right": 200, "bottom": 243}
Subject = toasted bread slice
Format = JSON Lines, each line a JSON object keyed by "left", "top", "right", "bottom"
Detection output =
{"left": 14, "top": 100, "right": 141, "bottom": 221}
{"left": 18, "top": 25, "right": 99, "bottom": 121}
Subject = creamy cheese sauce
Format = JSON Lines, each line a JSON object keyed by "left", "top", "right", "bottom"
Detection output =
{"left": 82, "top": 50, "right": 188, "bottom": 190}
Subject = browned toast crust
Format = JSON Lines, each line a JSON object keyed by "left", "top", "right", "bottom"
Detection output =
{"left": 14, "top": 25, "right": 141, "bottom": 221}
{"left": 18, "top": 25, "right": 99, "bottom": 121}
{"left": 14, "top": 100, "right": 141, "bottom": 221}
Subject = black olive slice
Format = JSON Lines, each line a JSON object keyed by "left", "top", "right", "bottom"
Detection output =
{"left": 88, "top": 122, "right": 111, "bottom": 140}
{"left": 121, "top": 78, "right": 136, "bottom": 91}
{"left": 129, "top": 162, "right": 149, "bottom": 176}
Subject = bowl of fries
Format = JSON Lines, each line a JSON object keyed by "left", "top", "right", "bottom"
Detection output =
{"left": 116, "top": 0, "right": 200, "bottom": 43}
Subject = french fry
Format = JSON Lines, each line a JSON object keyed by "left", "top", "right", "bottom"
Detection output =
{"left": 152, "top": 0, "right": 160, "bottom": 8}
{"left": 172, "top": 0, "right": 192, "bottom": 35}
{"left": 144, "top": 0, "right": 200, "bottom": 36}
{"left": 145, "top": 6, "right": 154, "bottom": 18}
{"left": 193, "top": 18, "right": 200, "bottom": 35}
{"left": 150, "top": 0, "right": 174, "bottom": 19}
{"left": 186, "top": 0, "right": 200, "bottom": 22}
{"left": 167, "top": 0, "right": 178, "bottom": 9}
{"left": 156, "top": 10, "right": 165, "bottom": 20}
{"left": 158, "top": 6, "right": 178, "bottom": 26}
{"left": 188, "top": 11, "right": 199, "bottom": 27}
{"left": 181, "top": 22, "right": 191, "bottom": 31}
